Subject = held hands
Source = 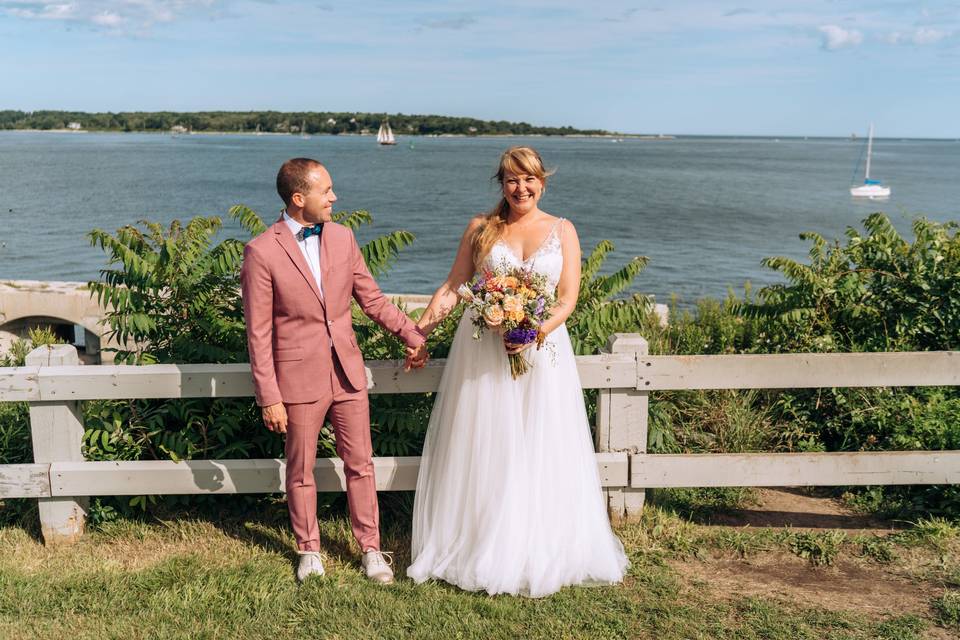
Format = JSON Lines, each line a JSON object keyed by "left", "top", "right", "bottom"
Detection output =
{"left": 262, "top": 403, "right": 288, "bottom": 434}
{"left": 404, "top": 343, "right": 429, "bottom": 372}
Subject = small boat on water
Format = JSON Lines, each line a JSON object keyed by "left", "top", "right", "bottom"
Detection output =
{"left": 850, "top": 123, "right": 890, "bottom": 199}
{"left": 377, "top": 120, "right": 397, "bottom": 146}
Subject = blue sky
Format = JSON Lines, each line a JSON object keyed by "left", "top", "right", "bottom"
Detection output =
{"left": 1, "top": 1, "right": 958, "bottom": 137}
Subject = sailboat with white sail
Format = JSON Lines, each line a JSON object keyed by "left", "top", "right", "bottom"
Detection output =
{"left": 850, "top": 123, "right": 890, "bottom": 199}
{"left": 377, "top": 120, "right": 397, "bottom": 146}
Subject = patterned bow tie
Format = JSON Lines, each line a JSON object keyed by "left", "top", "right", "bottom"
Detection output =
{"left": 297, "top": 223, "right": 323, "bottom": 241}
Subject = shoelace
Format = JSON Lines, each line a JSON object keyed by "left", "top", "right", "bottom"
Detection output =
{"left": 366, "top": 550, "right": 394, "bottom": 567}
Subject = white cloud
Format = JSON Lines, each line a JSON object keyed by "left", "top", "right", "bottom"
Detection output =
{"left": 912, "top": 27, "right": 949, "bottom": 45}
{"left": 818, "top": 24, "right": 863, "bottom": 50}
{"left": 885, "top": 27, "right": 951, "bottom": 46}
{"left": 0, "top": 0, "right": 216, "bottom": 32}
{"left": 90, "top": 10, "right": 122, "bottom": 27}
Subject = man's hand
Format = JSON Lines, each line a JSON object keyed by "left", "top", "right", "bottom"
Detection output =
{"left": 262, "top": 403, "right": 288, "bottom": 434}
{"left": 404, "top": 343, "right": 429, "bottom": 372}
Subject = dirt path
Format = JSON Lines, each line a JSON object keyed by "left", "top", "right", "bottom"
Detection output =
{"left": 668, "top": 487, "right": 956, "bottom": 638}
{"left": 671, "top": 553, "right": 953, "bottom": 638}
{"left": 708, "top": 487, "right": 898, "bottom": 533}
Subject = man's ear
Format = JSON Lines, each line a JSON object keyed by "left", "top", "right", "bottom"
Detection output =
{"left": 291, "top": 192, "right": 305, "bottom": 208}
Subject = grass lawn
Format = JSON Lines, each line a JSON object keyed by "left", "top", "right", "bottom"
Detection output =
{"left": 0, "top": 494, "right": 958, "bottom": 640}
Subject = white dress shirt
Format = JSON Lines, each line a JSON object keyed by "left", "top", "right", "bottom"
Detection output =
{"left": 282, "top": 211, "right": 324, "bottom": 300}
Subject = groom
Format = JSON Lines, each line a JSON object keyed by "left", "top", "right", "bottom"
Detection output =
{"left": 241, "top": 158, "right": 427, "bottom": 584}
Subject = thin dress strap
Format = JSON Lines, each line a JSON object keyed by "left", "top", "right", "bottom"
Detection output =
{"left": 555, "top": 217, "right": 565, "bottom": 240}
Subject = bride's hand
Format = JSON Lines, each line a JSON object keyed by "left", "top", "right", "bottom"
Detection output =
{"left": 503, "top": 339, "right": 533, "bottom": 355}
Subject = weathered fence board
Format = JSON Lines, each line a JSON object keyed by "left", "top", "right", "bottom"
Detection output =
{"left": 25, "top": 345, "right": 88, "bottom": 545}
{"left": 0, "top": 367, "right": 40, "bottom": 402}
{"left": 637, "top": 351, "right": 960, "bottom": 390}
{"left": 9, "top": 355, "right": 639, "bottom": 400}
{"left": 0, "top": 464, "right": 50, "bottom": 498}
{"left": 597, "top": 334, "right": 650, "bottom": 521}
{"left": 48, "top": 453, "right": 628, "bottom": 496}
{"left": 631, "top": 451, "right": 960, "bottom": 488}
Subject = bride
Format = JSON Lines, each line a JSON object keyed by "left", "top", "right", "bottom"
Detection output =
{"left": 406, "top": 146, "right": 629, "bottom": 597}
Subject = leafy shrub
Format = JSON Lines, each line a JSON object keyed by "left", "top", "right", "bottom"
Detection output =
{"left": 5, "top": 209, "right": 958, "bottom": 522}
{"left": 643, "top": 214, "right": 960, "bottom": 519}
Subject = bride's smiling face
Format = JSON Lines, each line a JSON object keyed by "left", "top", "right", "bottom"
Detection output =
{"left": 502, "top": 172, "right": 543, "bottom": 215}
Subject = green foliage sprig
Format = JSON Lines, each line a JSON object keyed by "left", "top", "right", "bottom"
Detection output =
{"left": 88, "top": 217, "right": 247, "bottom": 364}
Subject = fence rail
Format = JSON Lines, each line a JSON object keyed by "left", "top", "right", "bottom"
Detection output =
{"left": 2, "top": 336, "right": 959, "bottom": 545}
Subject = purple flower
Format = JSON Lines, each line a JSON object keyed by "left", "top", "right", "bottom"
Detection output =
{"left": 535, "top": 298, "right": 545, "bottom": 316}
{"left": 504, "top": 327, "right": 538, "bottom": 344}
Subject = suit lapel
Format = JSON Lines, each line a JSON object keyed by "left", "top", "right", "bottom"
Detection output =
{"left": 319, "top": 223, "right": 335, "bottom": 283}
{"left": 273, "top": 221, "right": 325, "bottom": 310}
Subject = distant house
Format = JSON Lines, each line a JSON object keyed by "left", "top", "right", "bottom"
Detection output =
{"left": 170, "top": 125, "right": 188, "bottom": 134}
{"left": 67, "top": 122, "right": 82, "bottom": 130}
{"left": 326, "top": 118, "right": 337, "bottom": 125}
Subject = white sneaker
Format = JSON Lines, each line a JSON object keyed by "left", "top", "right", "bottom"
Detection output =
{"left": 361, "top": 549, "right": 395, "bottom": 584}
{"left": 296, "top": 551, "right": 325, "bottom": 583}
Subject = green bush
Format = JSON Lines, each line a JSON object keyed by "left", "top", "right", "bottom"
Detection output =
{"left": 3, "top": 210, "right": 958, "bottom": 522}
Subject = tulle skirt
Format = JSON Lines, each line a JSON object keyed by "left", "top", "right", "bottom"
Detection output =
{"left": 407, "top": 311, "right": 629, "bottom": 597}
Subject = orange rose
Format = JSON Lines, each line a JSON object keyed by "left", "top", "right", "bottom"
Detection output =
{"left": 507, "top": 309, "right": 525, "bottom": 323}
{"left": 502, "top": 295, "right": 523, "bottom": 314}
{"left": 502, "top": 276, "right": 519, "bottom": 290}
{"left": 483, "top": 304, "right": 504, "bottom": 327}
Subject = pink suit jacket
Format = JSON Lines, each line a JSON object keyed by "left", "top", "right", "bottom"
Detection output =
{"left": 241, "top": 219, "right": 425, "bottom": 407}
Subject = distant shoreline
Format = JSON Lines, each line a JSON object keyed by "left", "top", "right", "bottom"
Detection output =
{"left": 6, "top": 129, "right": 959, "bottom": 142}
{"left": 3, "top": 128, "right": 676, "bottom": 140}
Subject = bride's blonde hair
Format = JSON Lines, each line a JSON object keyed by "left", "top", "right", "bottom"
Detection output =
{"left": 471, "top": 146, "right": 554, "bottom": 267}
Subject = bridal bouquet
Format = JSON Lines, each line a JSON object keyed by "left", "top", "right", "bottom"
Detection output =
{"left": 457, "top": 265, "right": 556, "bottom": 378}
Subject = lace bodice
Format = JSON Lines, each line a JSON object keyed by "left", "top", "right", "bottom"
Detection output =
{"left": 481, "top": 218, "right": 565, "bottom": 291}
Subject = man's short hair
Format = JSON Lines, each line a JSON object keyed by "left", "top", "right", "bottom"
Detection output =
{"left": 276, "top": 158, "right": 324, "bottom": 206}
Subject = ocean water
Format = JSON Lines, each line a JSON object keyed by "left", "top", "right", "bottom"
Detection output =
{"left": 0, "top": 131, "right": 957, "bottom": 303}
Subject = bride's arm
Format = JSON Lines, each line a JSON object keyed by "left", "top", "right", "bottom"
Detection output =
{"left": 417, "top": 216, "right": 485, "bottom": 337}
{"left": 538, "top": 219, "right": 582, "bottom": 336}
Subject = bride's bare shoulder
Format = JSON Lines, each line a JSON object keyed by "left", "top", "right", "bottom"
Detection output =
{"left": 541, "top": 213, "right": 575, "bottom": 234}
{"left": 555, "top": 217, "right": 579, "bottom": 247}
{"left": 463, "top": 214, "right": 487, "bottom": 235}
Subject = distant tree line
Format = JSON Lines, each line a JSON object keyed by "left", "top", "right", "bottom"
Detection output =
{"left": 0, "top": 110, "right": 610, "bottom": 136}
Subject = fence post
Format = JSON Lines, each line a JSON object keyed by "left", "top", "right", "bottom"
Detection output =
{"left": 25, "top": 344, "right": 88, "bottom": 545}
{"left": 596, "top": 333, "right": 648, "bottom": 523}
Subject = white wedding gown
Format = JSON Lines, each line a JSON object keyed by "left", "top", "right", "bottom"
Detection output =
{"left": 408, "top": 219, "right": 629, "bottom": 597}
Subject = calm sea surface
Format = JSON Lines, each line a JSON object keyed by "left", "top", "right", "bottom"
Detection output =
{"left": 1, "top": 131, "right": 958, "bottom": 303}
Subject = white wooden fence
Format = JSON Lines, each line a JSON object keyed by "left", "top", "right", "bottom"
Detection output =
{"left": 2, "top": 334, "right": 959, "bottom": 546}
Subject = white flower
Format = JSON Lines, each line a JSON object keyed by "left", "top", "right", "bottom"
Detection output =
{"left": 457, "top": 284, "right": 475, "bottom": 302}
